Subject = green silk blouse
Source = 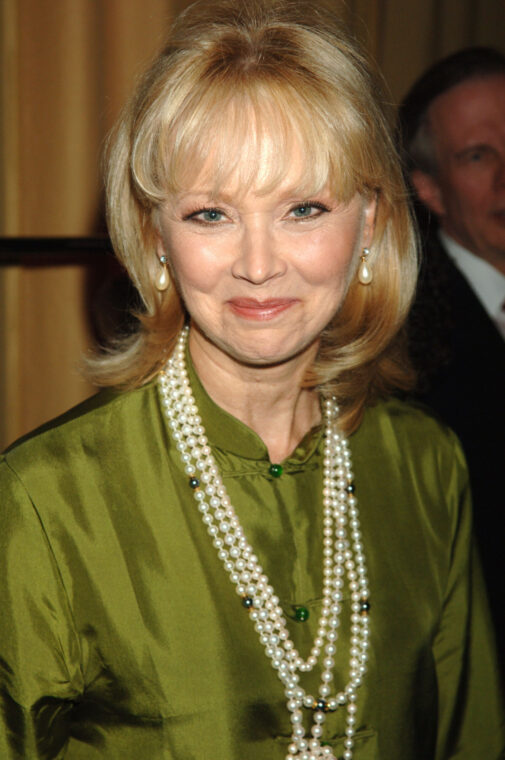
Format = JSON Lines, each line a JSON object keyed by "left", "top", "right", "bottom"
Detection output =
{"left": 0, "top": 358, "right": 504, "bottom": 759}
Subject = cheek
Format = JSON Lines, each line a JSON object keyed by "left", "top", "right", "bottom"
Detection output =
{"left": 444, "top": 171, "right": 493, "bottom": 215}
{"left": 294, "top": 233, "right": 358, "bottom": 285}
{"left": 168, "top": 235, "right": 226, "bottom": 294}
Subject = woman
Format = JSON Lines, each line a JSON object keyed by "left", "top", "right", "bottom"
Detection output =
{"left": 1, "top": 1, "right": 503, "bottom": 758}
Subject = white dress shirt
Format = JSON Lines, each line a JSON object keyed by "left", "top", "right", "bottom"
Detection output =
{"left": 440, "top": 231, "right": 505, "bottom": 340}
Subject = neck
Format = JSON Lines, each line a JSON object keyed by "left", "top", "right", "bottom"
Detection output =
{"left": 188, "top": 327, "right": 321, "bottom": 463}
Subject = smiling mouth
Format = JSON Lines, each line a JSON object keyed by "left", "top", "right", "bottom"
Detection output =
{"left": 227, "top": 298, "right": 299, "bottom": 321}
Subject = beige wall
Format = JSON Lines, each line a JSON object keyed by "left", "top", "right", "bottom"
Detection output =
{"left": 1, "top": 0, "right": 505, "bottom": 449}
{"left": 0, "top": 0, "right": 176, "bottom": 449}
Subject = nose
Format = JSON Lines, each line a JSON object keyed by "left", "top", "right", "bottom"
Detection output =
{"left": 231, "top": 220, "right": 286, "bottom": 284}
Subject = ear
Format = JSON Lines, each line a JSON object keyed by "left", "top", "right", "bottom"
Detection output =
{"left": 410, "top": 170, "right": 446, "bottom": 217}
{"left": 361, "top": 193, "right": 377, "bottom": 248}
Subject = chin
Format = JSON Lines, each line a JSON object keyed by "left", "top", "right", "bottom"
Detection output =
{"left": 191, "top": 319, "right": 322, "bottom": 370}
{"left": 221, "top": 336, "right": 319, "bottom": 369}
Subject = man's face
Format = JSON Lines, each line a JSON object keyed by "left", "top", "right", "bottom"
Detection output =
{"left": 412, "top": 75, "right": 505, "bottom": 269}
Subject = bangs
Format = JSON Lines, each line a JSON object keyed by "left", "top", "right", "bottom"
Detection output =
{"left": 137, "top": 73, "right": 373, "bottom": 204}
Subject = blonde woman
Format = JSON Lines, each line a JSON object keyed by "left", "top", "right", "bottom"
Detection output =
{"left": 1, "top": 2, "right": 503, "bottom": 758}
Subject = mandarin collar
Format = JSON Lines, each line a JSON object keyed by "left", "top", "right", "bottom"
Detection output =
{"left": 185, "top": 342, "right": 323, "bottom": 466}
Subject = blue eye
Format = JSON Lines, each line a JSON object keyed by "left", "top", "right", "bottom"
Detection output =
{"left": 292, "top": 205, "right": 314, "bottom": 218}
{"left": 201, "top": 209, "right": 223, "bottom": 222}
{"left": 290, "top": 202, "right": 329, "bottom": 219}
{"left": 184, "top": 207, "right": 225, "bottom": 224}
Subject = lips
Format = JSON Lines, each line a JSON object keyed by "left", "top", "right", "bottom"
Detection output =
{"left": 227, "top": 298, "right": 298, "bottom": 321}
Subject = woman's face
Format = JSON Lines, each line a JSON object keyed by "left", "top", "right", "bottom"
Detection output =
{"left": 157, "top": 151, "right": 375, "bottom": 371}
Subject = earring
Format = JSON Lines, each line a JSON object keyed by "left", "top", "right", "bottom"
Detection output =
{"left": 155, "top": 255, "right": 169, "bottom": 291}
{"left": 358, "top": 247, "right": 372, "bottom": 285}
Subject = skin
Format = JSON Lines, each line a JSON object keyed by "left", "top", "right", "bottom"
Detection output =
{"left": 411, "top": 75, "right": 505, "bottom": 275}
{"left": 157, "top": 151, "right": 376, "bottom": 461}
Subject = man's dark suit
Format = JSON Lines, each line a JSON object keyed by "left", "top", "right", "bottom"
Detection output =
{"left": 409, "top": 233, "right": 505, "bottom": 666}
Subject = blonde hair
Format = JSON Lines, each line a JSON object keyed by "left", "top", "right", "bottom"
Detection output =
{"left": 88, "top": 0, "right": 417, "bottom": 433}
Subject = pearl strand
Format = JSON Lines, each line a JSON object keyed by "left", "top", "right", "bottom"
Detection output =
{"left": 158, "top": 327, "right": 370, "bottom": 760}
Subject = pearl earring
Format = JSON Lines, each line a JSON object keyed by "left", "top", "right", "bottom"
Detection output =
{"left": 358, "top": 247, "right": 372, "bottom": 285}
{"left": 155, "top": 255, "right": 169, "bottom": 291}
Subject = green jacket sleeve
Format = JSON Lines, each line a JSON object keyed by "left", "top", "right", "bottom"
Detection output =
{"left": 433, "top": 443, "right": 505, "bottom": 759}
{"left": 0, "top": 458, "right": 83, "bottom": 759}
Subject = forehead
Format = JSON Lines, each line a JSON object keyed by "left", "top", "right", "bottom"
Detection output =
{"left": 428, "top": 74, "right": 505, "bottom": 150}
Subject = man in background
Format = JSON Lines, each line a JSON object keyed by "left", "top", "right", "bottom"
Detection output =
{"left": 399, "top": 48, "right": 505, "bottom": 667}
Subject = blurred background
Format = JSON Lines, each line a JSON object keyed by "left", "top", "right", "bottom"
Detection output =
{"left": 1, "top": 0, "right": 505, "bottom": 450}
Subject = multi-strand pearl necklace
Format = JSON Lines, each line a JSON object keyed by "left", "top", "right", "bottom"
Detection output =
{"left": 158, "top": 327, "right": 370, "bottom": 760}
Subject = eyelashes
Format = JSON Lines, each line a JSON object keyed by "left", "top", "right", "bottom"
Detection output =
{"left": 291, "top": 201, "right": 331, "bottom": 218}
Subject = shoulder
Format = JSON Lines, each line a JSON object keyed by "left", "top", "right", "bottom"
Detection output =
{"left": 354, "top": 396, "right": 469, "bottom": 498}
{"left": 352, "top": 398, "right": 472, "bottom": 584}
{"left": 1, "top": 382, "right": 159, "bottom": 482}
{"left": 412, "top": 234, "right": 500, "bottom": 347}
{"left": 358, "top": 395, "right": 463, "bottom": 449}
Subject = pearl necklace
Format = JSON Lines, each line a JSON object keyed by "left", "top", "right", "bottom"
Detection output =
{"left": 158, "top": 327, "right": 370, "bottom": 760}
